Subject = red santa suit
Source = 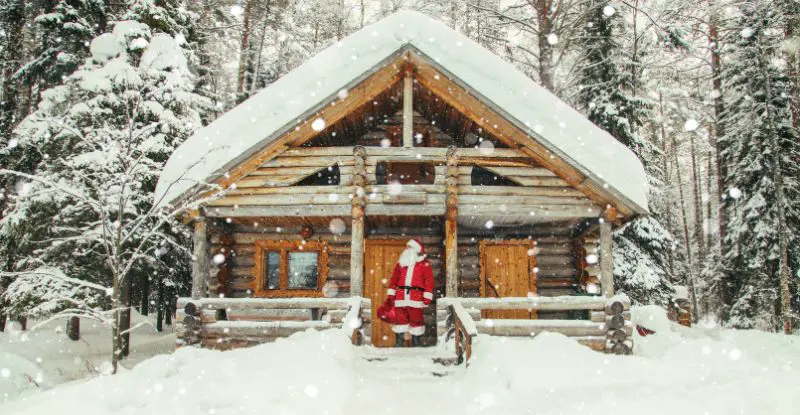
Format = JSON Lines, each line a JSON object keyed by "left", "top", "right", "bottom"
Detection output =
{"left": 386, "top": 239, "right": 435, "bottom": 336}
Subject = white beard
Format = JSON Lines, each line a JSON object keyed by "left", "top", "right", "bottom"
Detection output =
{"left": 398, "top": 248, "right": 420, "bottom": 267}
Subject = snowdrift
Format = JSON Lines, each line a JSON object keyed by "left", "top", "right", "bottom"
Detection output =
{"left": 2, "top": 307, "right": 799, "bottom": 415}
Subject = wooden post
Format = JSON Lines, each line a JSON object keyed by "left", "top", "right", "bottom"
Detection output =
{"left": 445, "top": 146, "right": 459, "bottom": 297}
{"left": 599, "top": 214, "right": 614, "bottom": 298}
{"left": 350, "top": 146, "right": 367, "bottom": 296}
{"left": 402, "top": 64, "right": 414, "bottom": 148}
{"left": 191, "top": 218, "right": 209, "bottom": 299}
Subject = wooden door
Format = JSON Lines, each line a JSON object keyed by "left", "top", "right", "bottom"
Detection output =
{"left": 364, "top": 240, "right": 407, "bottom": 347}
{"left": 480, "top": 240, "right": 537, "bottom": 319}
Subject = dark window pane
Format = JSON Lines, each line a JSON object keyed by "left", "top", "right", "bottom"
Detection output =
{"left": 288, "top": 252, "right": 318, "bottom": 289}
{"left": 263, "top": 251, "right": 280, "bottom": 290}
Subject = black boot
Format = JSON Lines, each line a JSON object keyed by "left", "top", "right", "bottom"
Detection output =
{"left": 395, "top": 333, "right": 405, "bottom": 347}
{"left": 411, "top": 335, "right": 422, "bottom": 347}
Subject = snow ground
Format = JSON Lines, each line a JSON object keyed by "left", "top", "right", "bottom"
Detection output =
{"left": 0, "top": 311, "right": 176, "bottom": 404}
{"left": 2, "top": 307, "right": 799, "bottom": 415}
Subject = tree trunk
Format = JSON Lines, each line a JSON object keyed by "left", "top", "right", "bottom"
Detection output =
{"left": 17, "top": 315, "right": 27, "bottom": 331}
{"left": 236, "top": 0, "right": 254, "bottom": 97}
{"left": 119, "top": 273, "right": 132, "bottom": 358}
{"left": 67, "top": 317, "right": 80, "bottom": 341}
{"left": 671, "top": 135, "right": 700, "bottom": 321}
{"left": 165, "top": 291, "right": 173, "bottom": 326}
{"left": 140, "top": 274, "right": 149, "bottom": 316}
{"left": 689, "top": 133, "right": 706, "bottom": 260}
{"left": 708, "top": 5, "right": 727, "bottom": 243}
{"left": 111, "top": 270, "right": 121, "bottom": 374}
{"left": 657, "top": 93, "right": 676, "bottom": 278}
{"left": 0, "top": 313, "right": 6, "bottom": 332}
{"left": 156, "top": 277, "right": 164, "bottom": 332}
{"left": 534, "top": 0, "right": 555, "bottom": 92}
{"left": 248, "top": 0, "right": 272, "bottom": 96}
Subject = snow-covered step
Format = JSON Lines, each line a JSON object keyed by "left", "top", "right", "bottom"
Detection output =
{"left": 354, "top": 347, "right": 462, "bottom": 379}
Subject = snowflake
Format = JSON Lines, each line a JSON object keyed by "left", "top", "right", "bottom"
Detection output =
{"left": 213, "top": 253, "right": 226, "bottom": 265}
{"left": 329, "top": 218, "right": 346, "bottom": 235}
{"left": 741, "top": 27, "right": 754, "bottom": 38}
{"left": 684, "top": 119, "right": 699, "bottom": 132}
{"left": 546, "top": 33, "right": 558, "bottom": 45}
{"left": 230, "top": 5, "right": 244, "bottom": 17}
{"left": 728, "top": 187, "right": 742, "bottom": 199}
{"left": 603, "top": 5, "right": 616, "bottom": 17}
{"left": 311, "top": 118, "right": 326, "bottom": 132}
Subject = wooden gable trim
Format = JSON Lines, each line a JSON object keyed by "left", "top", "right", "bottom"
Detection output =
{"left": 407, "top": 51, "right": 633, "bottom": 218}
{"left": 190, "top": 52, "right": 408, "bottom": 207}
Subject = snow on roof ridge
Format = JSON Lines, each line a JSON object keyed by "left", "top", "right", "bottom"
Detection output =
{"left": 155, "top": 10, "right": 648, "bottom": 213}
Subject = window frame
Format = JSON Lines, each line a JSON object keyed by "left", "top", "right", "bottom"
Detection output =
{"left": 252, "top": 240, "right": 329, "bottom": 297}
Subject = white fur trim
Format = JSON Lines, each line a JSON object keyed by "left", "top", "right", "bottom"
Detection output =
{"left": 386, "top": 289, "right": 396, "bottom": 296}
{"left": 392, "top": 324, "right": 409, "bottom": 333}
{"left": 395, "top": 299, "right": 425, "bottom": 308}
{"left": 407, "top": 239, "right": 422, "bottom": 253}
{"left": 423, "top": 292, "right": 433, "bottom": 300}
{"left": 410, "top": 325, "right": 425, "bottom": 336}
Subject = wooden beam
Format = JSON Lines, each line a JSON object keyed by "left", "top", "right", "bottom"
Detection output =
{"left": 191, "top": 218, "right": 209, "bottom": 299}
{"left": 599, "top": 220, "right": 614, "bottom": 298}
{"left": 445, "top": 146, "right": 459, "bottom": 297}
{"left": 350, "top": 146, "right": 367, "bottom": 296}
{"left": 403, "top": 63, "right": 414, "bottom": 147}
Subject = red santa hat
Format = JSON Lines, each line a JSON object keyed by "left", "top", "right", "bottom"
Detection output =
{"left": 406, "top": 238, "right": 425, "bottom": 255}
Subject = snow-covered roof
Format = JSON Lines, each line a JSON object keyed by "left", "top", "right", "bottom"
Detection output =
{"left": 155, "top": 10, "right": 648, "bottom": 214}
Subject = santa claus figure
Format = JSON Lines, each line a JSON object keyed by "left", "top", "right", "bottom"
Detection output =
{"left": 386, "top": 239, "right": 435, "bottom": 347}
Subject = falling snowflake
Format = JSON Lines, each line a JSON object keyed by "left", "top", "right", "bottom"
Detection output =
{"left": 586, "top": 254, "right": 599, "bottom": 264}
{"left": 328, "top": 193, "right": 339, "bottom": 202}
{"left": 741, "top": 27, "right": 754, "bottom": 38}
{"left": 684, "top": 119, "right": 699, "bottom": 132}
{"left": 329, "top": 218, "right": 346, "bottom": 235}
{"left": 305, "top": 384, "right": 318, "bottom": 398}
{"left": 388, "top": 180, "right": 403, "bottom": 196}
{"left": 0, "top": 368, "right": 10, "bottom": 378}
{"left": 603, "top": 5, "right": 616, "bottom": 17}
{"left": 311, "top": 118, "right": 326, "bottom": 132}
{"left": 728, "top": 187, "right": 742, "bottom": 199}
{"left": 212, "top": 253, "right": 226, "bottom": 265}
{"left": 485, "top": 220, "right": 494, "bottom": 229}
{"left": 729, "top": 348, "right": 743, "bottom": 360}
{"left": 6, "top": 139, "right": 18, "bottom": 149}
{"left": 230, "top": 5, "right": 244, "bottom": 17}
{"left": 478, "top": 140, "right": 495, "bottom": 155}
{"left": 337, "top": 89, "right": 348, "bottom": 99}
{"left": 586, "top": 283, "right": 599, "bottom": 294}
{"left": 380, "top": 138, "right": 392, "bottom": 148}
{"left": 546, "top": 33, "right": 558, "bottom": 45}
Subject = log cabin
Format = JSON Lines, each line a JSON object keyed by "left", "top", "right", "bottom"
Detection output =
{"left": 156, "top": 11, "right": 647, "bottom": 359}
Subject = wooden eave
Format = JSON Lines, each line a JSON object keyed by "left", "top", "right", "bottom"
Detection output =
{"left": 184, "top": 46, "right": 643, "bottom": 220}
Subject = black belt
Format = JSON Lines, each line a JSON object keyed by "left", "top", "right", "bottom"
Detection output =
{"left": 398, "top": 285, "right": 424, "bottom": 291}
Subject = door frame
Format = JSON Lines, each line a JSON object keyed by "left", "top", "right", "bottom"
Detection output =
{"left": 479, "top": 239, "right": 538, "bottom": 299}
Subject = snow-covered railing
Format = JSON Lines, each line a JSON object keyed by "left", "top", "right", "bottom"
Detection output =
{"left": 438, "top": 295, "right": 633, "bottom": 354}
{"left": 177, "top": 297, "right": 371, "bottom": 350}
{"left": 446, "top": 301, "right": 478, "bottom": 366}
{"left": 342, "top": 296, "right": 367, "bottom": 345}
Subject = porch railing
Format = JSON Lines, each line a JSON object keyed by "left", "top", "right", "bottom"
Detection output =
{"left": 177, "top": 297, "right": 371, "bottom": 350}
{"left": 439, "top": 295, "right": 633, "bottom": 357}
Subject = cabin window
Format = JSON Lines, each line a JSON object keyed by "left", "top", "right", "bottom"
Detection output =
{"left": 253, "top": 241, "right": 329, "bottom": 297}
{"left": 375, "top": 161, "right": 435, "bottom": 185}
{"left": 471, "top": 166, "right": 519, "bottom": 186}
{"left": 295, "top": 164, "right": 340, "bottom": 186}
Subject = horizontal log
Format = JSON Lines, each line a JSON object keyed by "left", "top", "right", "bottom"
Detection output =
{"left": 575, "top": 336, "right": 607, "bottom": 352}
{"left": 262, "top": 156, "right": 354, "bottom": 168}
{"left": 536, "top": 255, "right": 574, "bottom": 266}
{"left": 475, "top": 319, "right": 606, "bottom": 337}
{"left": 458, "top": 195, "right": 594, "bottom": 206}
{"left": 438, "top": 296, "right": 610, "bottom": 311}
{"left": 205, "top": 205, "right": 352, "bottom": 218}
{"left": 206, "top": 194, "right": 353, "bottom": 207}
{"left": 459, "top": 204, "right": 600, "bottom": 218}
{"left": 279, "top": 146, "right": 526, "bottom": 159}
{"left": 179, "top": 297, "right": 370, "bottom": 311}
{"left": 458, "top": 186, "right": 585, "bottom": 198}
{"left": 590, "top": 311, "right": 631, "bottom": 323}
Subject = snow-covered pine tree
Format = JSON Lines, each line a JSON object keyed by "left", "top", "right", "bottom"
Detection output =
{"left": 576, "top": 0, "right": 676, "bottom": 305}
{"left": 0, "top": 19, "right": 209, "bottom": 370}
{"left": 720, "top": 0, "right": 800, "bottom": 332}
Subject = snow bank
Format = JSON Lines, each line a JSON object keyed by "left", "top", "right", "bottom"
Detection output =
{"left": 4, "top": 309, "right": 799, "bottom": 414}
{"left": 155, "top": 11, "right": 648, "bottom": 213}
{"left": 2, "top": 329, "right": 356, "bottom": 415}
{"left": 0, "top": 352, "right": 51, "bottom": 402}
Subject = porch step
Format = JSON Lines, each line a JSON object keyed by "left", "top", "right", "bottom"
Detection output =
{"left": 354, "top": 347, "right": 462, "bottom": 379}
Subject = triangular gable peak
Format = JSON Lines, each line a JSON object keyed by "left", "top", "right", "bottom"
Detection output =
{"left": 155, "top": 11, "right": 648, "bottom": 217}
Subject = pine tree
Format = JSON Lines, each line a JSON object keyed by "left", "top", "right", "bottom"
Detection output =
{"left": 576, "top": 0, "right": 676, "bottom": 304}
{"left": 0, "top": 18, "right": 209, "bottom": 370}
{"left": 720, "top": 0, "right": 800, "bottom": 331}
